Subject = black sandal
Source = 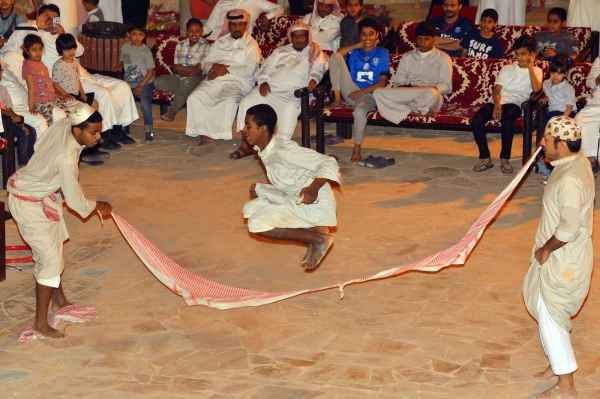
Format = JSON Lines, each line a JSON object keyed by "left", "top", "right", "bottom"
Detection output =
{"left": 229, "top": 148, "right": 252, "bottom": 159}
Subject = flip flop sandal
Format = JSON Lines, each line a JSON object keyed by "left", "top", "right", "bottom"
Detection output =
{"left": 187, "top": 142, "right": 216, "bottom": 157}
{"left": 367, "top": 156, "right": 396, "bottom": 169}
{"left": 229, "top": 148, "right": 252, "bottom": 160}
{"left": 500, "top": 164, "right": 514, "bottom": 174}
{"left": 357, "top": 155, "right": 376, "bottom": 167}
{"left": 473, "top": 162, "right": 494, "bottom": 172}
{"left": 18, "top": 314, "right": 58, "bottom": 343}
{"left": 53, "top": 304, "right": 98, "bottom": 325}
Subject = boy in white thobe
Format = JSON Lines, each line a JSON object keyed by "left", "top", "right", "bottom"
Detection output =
{"left": 186, "top": 9, "right": 261, "bottom": 157}
{"left": 574, "top": 55, "right": 600, "bottom": 172}
{"left": 373, "top": 21, "right": 452, "bottom": 124}
{"left": 204, "top": 0, "right": 284, "bottom": 41}
{"left": 301, "top": 0, "right": 343, "bottom": 52}
{"left": 8, "top": 103, "right": 113, "bottom": 340}
{"left": 523, "top": 116, "right": 594, "bottom": 399}
{"left": 231, "top": 22, "right": 327, "bottom": 159}
{"left": 242, "top": 104, "right": 340, "bottom": 271}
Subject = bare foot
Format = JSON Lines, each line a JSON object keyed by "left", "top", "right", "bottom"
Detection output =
{"left": 33, "top": 323, "right": 65, "bottom": 339}
{"left": 50, "top": 301, "right": 72, "bottom": 313}
{"left": 350, "top": 145, "right": 362, "bottom": 162}
{"left": 324, "top": 99, "right": 342, "bottom": 111}
{"left": 534, "top": 365, "right": 556, "bottom": 381}
{"left": 424, "top": 108, "right": 437, "bottom": 118}
{"left": 305, "top": 234, "right": 334, "bottom": 271}
{"left": 301, "top": 227, "right": 329, "bottom": 264}
{"left": 532, "top": 384, "right": 577, "bottom": 399}
{"left": 300, "top": 244, "right": 312, "bottom": 264}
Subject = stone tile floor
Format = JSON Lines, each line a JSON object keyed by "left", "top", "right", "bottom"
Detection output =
{"left": 0, "top": 103, "right": 599, "bottom": 399}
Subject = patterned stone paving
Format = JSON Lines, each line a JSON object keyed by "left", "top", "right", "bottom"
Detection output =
{"left": 0, "top": 100, "right": 598, "bottom": 398}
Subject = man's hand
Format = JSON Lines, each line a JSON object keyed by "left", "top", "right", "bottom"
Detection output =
{"left": 249, "top": 183, "right": 258, "bottom": 198}
{"left": 348, "top": 90, "right": 364, "bottom": 101}
{"left": 542, "top": 48, "right": 556, "bottom": 59}
{"left": 540, "top": 97, "right": 548, "bottom": 105}
{"left": 207, "top": 63, "right": 230, "bottom": 80}
{"left": 81, "top": 93, "right": 88, "bottom": 102}
{"left": 307, "top": 79, "right": 317, "bottom": 92}
{"left": 493, "top": 104, "right": 502, "bottom": 120}
{"left": 56, "top": 24, "right": 65, "bottom": 35}
{"left": 260, "top": 15, "right": 270, "bottom": 32}
{"left": 95, "top": 201, "right": 113, "bottom": 217}
{"left": 9, "top": 113, "right": 21, "bottom": 124}
{"left": 259, "top": 82, "right": 271, "bottom": 97}
{"left": 299, "top": 184, "right": 319, "bottom": 205}
{"left": 29, "top": 107, "right": 38, "bottom": 116}
{"left": 534, "top": 247, "right": 550, "bottom": 265}
{"left": 133, "top": 86, "right": 142, "bottom": 97}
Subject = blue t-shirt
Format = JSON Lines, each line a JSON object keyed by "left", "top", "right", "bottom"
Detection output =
{"left": 347, "top": 47, "right": 390, "bottom": 90}
{"left": 460, "top": 30, "right": 504, "bottom": 59}
{"left": 430, "top": 16, "right": 474, "bottom": 57}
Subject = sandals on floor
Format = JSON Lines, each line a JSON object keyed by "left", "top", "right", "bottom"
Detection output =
{"left": 229, "top": 148, "right": 252, "bottom": 159}
{"left": 360, "top": 156, "right": 395, "bottom": 169}
{"left": 357, "top": 155, "right": 376, "bottom": 167}
{"left": 473, "top": 162, "right": 494, "bottom": 172}
{"left": 187, "top": 141, "right": 216, "bottom": 157}
{"left": 500, "top": 164, "right": 514, "bottom": 174}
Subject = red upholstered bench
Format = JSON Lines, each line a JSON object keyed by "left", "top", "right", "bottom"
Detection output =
{"left": 312, "top": 56, "right": 551, "bottom": 165}
{"left": 397, "top": 21, "right": 598, "bottom": 62}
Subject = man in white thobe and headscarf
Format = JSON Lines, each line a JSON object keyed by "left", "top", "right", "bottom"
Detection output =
{"left": 575, "top": 55, "right": 600, "bottom": 173}
{"left": 242, "top": 104, "right": 340, "bottom": 271}
{"left": 523, "top": 116, "right": 595, "bottom": 399}
{"left": 186, "top": 9, "right": 261, "bottom": 156}
{"left": 203, "top": 0, "right": 284, "bottom": 41}
{"left": 0, "top": 4, "right": 138, "bottom": 154}
{"left": 373, "top": 21, "right": 452, "bottom": 124}
{"left": 231, "top": 21, "right": 327, "bottom": 159}
{"left": 301, "top": 0, "right": 342, "bottom": 52}
{"left": 8, "top": 103, "right": 113, "bottom": 341}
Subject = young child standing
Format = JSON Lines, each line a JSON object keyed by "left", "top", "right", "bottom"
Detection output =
{"left": 471, "top": 35, "right": 543, "bottom": 174}
{"left": 116, "top": 18, "right": 155, "bottom": 142}
{"left": 0, "top": 68, "right": 36, "bottom": 167}
{"left": 22, "top": 34, "right": 69, "bottom": 127}
{"left": 534, "top": 8, "right": 579, "bottom": 60}
{"left": 53, "top": 34, "right": 99, "bottom": 110}
{"left": 82, "top": 0, "right": 104, "bottom": 23}
{"left": 339, "top": 0, "right": 396, "bottom": 48}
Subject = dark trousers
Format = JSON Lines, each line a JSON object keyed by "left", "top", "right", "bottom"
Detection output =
{"left": 13, "top": 123, "right": 36, "bottom": 166}
{"left": 472, "top": 102, "right": 521, "bottom": 160}
{"left": 122, "top": 0, "right": 150, "bottom": 24}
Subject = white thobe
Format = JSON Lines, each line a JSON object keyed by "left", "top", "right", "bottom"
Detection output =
{"left": 566, "top": 0, "right": 600, "bottom": 28}
{"left": 237, "top": 44, "right": 326, "bottom": 140}
{"left": 204, "top": 0, "right": 284, "bottom": 41}
{"left": 301, "top": 13, "right": 342, "bottom": 52}
{"left": 0, "top": 59, "right": 54, "bottom": 136}
{"left": 243, "top": 138, "right": 340, "bottom": 233}
{"left": 373, "top": 48, "right": 453, "bottom": 124}
{"left": 7, "top": 118, "right": 97, "bottom": 287}
{"left": 186, "top": 32, "right": 260, "bottom": 140}
{"left": 575, "top": 56, "right": 600, "bottom": 158}
{"left": 523, "top": 151, "right": 595, "bottom": 374}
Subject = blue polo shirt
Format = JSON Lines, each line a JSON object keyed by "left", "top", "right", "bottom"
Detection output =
{"left": 430, "top": 15, "right": 474, "bottom": 57}
{"left": 347, "top": 47, "right": 390, "bottom": 90}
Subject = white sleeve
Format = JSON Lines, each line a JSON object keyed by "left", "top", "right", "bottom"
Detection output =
{"left": 258, "top": 0, "right": 284, "bottom": 20}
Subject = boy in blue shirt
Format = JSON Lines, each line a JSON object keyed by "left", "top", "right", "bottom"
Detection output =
{"left": 325, "top": 17, "right": 390, "bottom": 162}
{"left": 430, "top": 0, "right": 473, "bottom": 57}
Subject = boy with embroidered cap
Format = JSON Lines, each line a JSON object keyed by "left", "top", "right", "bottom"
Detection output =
{"left": 8, "top": 102, "right": 113, "bottom": 340}
{"left": 523, "top": 116, "right": 594, "bottom": 399}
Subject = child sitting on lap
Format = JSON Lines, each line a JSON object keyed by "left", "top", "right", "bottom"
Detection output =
{"left": 53, "top": 33, "right": 99, "bottom": 110}
{"left": 22, "top": 34, "right": 70, "bottom": 126}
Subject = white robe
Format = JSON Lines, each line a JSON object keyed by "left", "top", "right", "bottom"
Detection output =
{"left": 186, "top": 32, "right": 260, "bottom": 140}
{"left": 301, "top": 13, "right": 342, "bottom": 52}
{"left": 576, "top": 56, "right": 600, "bottom": 158}
{"left": 243, "top": 138, "right": 340, "bottom": 233}
{"left": 204, "top": 0, "right": 284, "bottom": 41}
{"left": 237, "top": 43, "right": 326, "bottom": 140}
{"left": 7, "top": 119, "right": 97, "bottom": 287}
{"left": 566, "top": 0, "right": 600, "bottom": 29}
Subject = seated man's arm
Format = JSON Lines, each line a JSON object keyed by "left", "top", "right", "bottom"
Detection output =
{"left": 308, "top": 52, "right": 328, "bottom": 89}
{"left": 260, "top": 0, "right": 284, "bottom": 20}
{"left": 435, "top": 55, "right": 453, "bottom": 95}
{"left": 434, "top": 38, "right": 463, "bottom": 52}
{"left": 434, "top": 36, "right": 459, "bottom": 47}
{"left": 587, "top": 59, "right": 600, "bottom": 89}
{"left": 313, "top": 21, "right": 341, "bottom": 46}
{"left": 227, "top": 44, "right": 262, "bottom": 79}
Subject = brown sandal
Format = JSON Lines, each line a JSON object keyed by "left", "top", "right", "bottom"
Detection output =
{"left": 229, "top": 148, "right": 253, "bottom": 159}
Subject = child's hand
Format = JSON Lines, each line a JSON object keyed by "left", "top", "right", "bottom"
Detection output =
{"left": 81, "top": 93, "right": 87, "bottom": 102}
{"left": 133, "top": 86, "right": 142, "bottom": 97}
{"left": 63, "top": 94, "right": 76, "bottom": 102}
{"left": 540, "top": 97, "right": 548, "bottom": 105}
{"left": 114, "top": 65, "right": 123, "bottom": 73}
{"left": 10, "top": 114, "right": 21, "bottom": 123}
{"left": 348, "top": 90, "right": 364, "bottom": 101}
{"left": 493, "top": 104, "right": 502, "bottom": 120}
{"left": 29, "top": 107, "right": 38, "bottom": 116}
{"left": 542, "top": 48, "right": 556, "bottom": 59}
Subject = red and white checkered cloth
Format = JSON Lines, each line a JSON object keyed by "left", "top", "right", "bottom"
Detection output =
{"left": 113, "top": 147, "right": 541, "bottom": 309}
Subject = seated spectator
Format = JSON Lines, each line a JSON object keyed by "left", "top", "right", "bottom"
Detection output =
{"left": 327, "top": 18, "right": 390, "bottom": 162}
{"left": 430, "top": 0, "right": 473, "bottom": 57}
{"left": 0, "top": 0, "right": 27, "bottom": 48}
{"left": 154, "top": 18, "right": 210, "bottom": 122}
{"left": 373, "top": 21, "right": 452, "bottom": 124}
{"left": 0, "top": 67, "right": 36, "bottom": 167}
{"left": 83, "top": 0, "right": 103, "bottom": 23}
{"left": 233, "top": 21, "right": 327, "bottom": 159}
{"left": 436, "top": 8, "right": 503, "bottom": 59}
{"left": 302, "top": 0, "right": 343, "bottom": 52}
{"left": 339, "top": 0, "right": 397, "bottom": 48}
{"left": 471, "top": 35, "right": 542, "bottom": 175}
{"left": 203, "top": 0, "right": 284, "bottom": 41}
{"left": 575, "top": 55, "right": 600, "bottom": 173}
{"left": 535, "top": 7, "right": 579, "bottom": 60}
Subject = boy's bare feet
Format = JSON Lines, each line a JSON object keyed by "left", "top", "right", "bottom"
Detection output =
{"left": 324, "top": 98, "right": 342, "bottom": 111}
{"left": 305, "top": 234, "right": 333, "bottom": 271}
{"left": 534, "top": 365, "right": 556, "bottom": 381}
{"left": 300, "top": 227, "right": 329, "bottom": 264}
{"left": 532, "top": 384, "right": 577, "bottom": 399}
{"left": 33, "top": 322, "right": 65, "bottom": 339}
{"left": 350, "top": 144, "right": 362, "bottom": 162}
{"left": 424, "top": 108, "right": 437, "bottom": 118}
